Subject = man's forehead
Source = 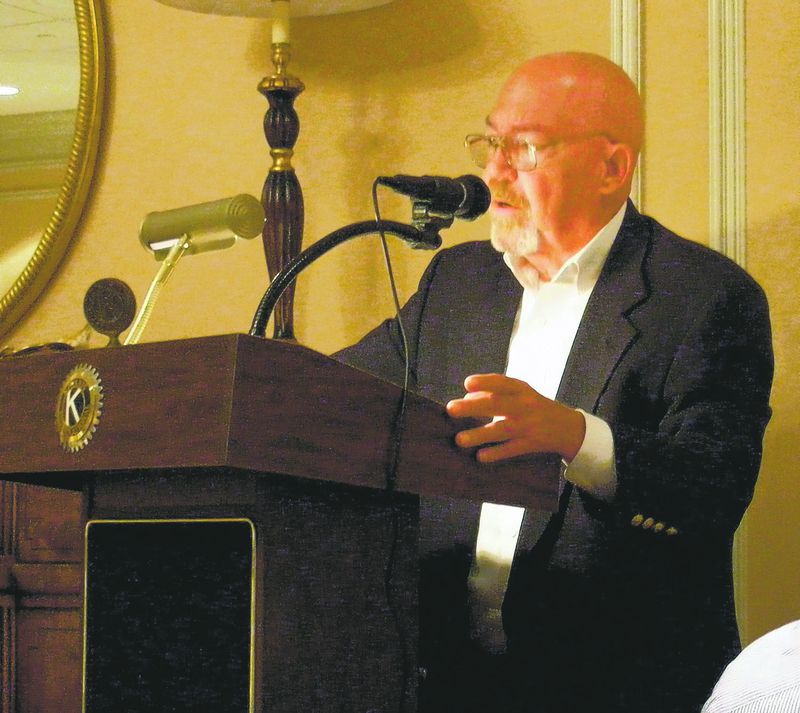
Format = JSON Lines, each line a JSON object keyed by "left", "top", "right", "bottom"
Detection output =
{"left": 486, "top": 84, "right": 576, "bottom": 134}
{"left": 487, "top": 69, "right": 603, "bottom": 137}
{"left": 485, "top": 114, "right": 554, "bottom": 135}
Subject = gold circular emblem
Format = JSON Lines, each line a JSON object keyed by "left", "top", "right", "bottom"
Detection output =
{"left": 55, "top": 364, "right": 103, "bottom": 452}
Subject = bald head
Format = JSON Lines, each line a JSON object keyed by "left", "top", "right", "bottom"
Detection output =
{"left": 496, "top": 52, "right": 644, "bottom": 157}
{"left": 482, "top": 53, "right": 644, "bottom": 275}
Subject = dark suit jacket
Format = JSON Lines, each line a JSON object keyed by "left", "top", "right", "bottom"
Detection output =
{"left": 336, "top": 203, "right": 774, "bottom": 713}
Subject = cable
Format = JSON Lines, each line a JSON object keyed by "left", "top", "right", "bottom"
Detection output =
{"left": 371, "top": 179, "right": 413, "bottom": 713}
{"left": 371, "top": 181, "right": 412, "bottom": 491}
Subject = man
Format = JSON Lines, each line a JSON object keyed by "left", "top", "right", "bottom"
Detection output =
{"left": 337, "top": 52, "right": 773, "bottom": 712}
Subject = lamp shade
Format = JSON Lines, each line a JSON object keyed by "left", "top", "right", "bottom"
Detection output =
{"left": 153, "top": 0, "right": 393, "bottom": 17}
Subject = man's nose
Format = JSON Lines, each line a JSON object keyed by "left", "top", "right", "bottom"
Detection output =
{"left": 482, "top": 145, "right": 517, "bottom": 183}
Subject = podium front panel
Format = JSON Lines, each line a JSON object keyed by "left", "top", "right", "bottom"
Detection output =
{"left": 83, "top": 519, "right": 255, "bottom": 713}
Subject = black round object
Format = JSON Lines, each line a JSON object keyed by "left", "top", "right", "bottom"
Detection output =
{"left": 83, "top": 278, "right": 137, "bottom": 337}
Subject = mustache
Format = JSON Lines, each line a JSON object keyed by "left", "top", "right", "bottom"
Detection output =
{"left": 488, "top": 181, "right": 528, "bottom": 209}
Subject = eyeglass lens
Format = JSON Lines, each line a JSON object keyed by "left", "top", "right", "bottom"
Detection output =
{"left": 466, "top": 136, "right": 537, "bottom": 170}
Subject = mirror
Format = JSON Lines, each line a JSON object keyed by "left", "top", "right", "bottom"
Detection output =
{"left": 0, "top": 0, "right": 104, "bottom": 340}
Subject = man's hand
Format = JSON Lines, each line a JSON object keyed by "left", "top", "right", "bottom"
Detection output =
{"left": 446, "top": 374, "right": 586, "bottom": 463}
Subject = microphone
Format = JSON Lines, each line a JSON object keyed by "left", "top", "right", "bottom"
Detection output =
{"left": 139, "top": 194, "right": 265, "bottom": 260}
{"left": 377, "top": 174, "right": 491, "bottom": 221}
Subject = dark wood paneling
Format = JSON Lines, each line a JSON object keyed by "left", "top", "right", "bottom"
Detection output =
{"left": 14, "top": 486, "right": 83, "bottom": 563}
{"left": 1, "top": 483, "right": 85, "bottom": 713}
{"left": 16, "top": 609, "right": 82, "bottom": 713}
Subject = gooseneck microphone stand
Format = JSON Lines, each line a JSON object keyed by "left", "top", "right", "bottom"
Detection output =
{"left": 249, "top": 219, "right": 442, "bottom": 339}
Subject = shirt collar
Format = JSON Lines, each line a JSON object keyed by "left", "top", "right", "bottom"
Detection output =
{"left": 504, "top": 202, "right": 627, "bottom": 294}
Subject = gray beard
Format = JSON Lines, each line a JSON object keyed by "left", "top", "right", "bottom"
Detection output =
{"left": 489, "top": 217, "right": 539, "bottom": 258}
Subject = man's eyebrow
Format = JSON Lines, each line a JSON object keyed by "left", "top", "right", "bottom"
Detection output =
{"left": 485, "top": 116, "right": 551, "bottom": 134}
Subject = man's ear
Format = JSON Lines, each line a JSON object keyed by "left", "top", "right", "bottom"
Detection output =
{"left": 599, "top": 143, "right": 637, "bottom": 194}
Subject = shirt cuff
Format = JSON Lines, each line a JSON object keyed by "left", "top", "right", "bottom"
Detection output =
{"left": 562, "top": 409, "right": 617, "bottom": 501}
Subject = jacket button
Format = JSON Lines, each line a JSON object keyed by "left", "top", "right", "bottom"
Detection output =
{"left": 666, "top": 527, "right": 679, "bottom": 536}
{"left": 631, "top": 514, "right": 644, "bottom": 527}
{"left": 643, "top": 517, "right": 655, "bottom": 529}
{"left": 653, "top": 522, "right": 665, "bottom": 533}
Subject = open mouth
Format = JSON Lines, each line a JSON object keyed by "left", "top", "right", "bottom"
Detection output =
{"left": 492, "top": 199, "right": 522, "bottom": 211}
{"left": 488, "top": 182, "right": 526, "bottom": 212}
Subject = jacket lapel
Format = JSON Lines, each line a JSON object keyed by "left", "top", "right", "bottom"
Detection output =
{"left": 556, "top": 203, "right": 651, "bottom": 412}
{"left": 444, "top": 251, "right": 522, "bottom": 392}
{"left": 483, "top": 260, "right": 523, "bottom": 374}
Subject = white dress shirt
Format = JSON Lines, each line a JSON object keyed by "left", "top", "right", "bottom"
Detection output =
{"left": 702, "top": 620, "right": 800, "bottom": 713}
{"left": 468, "top": 203, "right": 625, "bottom": 651}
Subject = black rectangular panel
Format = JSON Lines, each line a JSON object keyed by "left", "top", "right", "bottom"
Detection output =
{"left": 84, "top": 519, "right": 254, "bottom": 713}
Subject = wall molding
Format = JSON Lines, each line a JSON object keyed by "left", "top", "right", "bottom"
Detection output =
{"left": 709, "top": 0, "right": 748, "bottom": 265}
{"left": 611, "top": 0, "right": 642, "bottom": 206}
{"left": 709, "top": 0, "right": 749, "bottom": 641}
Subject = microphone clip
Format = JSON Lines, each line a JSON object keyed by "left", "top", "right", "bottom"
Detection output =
{"left": 410, "top": 200, "right": 456, "bottom": 236}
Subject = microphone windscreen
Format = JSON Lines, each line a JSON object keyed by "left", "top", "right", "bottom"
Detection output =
{"left": 455, "top": 175, "right": 491, "bottom": 220}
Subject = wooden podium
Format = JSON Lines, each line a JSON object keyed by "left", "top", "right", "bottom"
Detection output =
{"left": 0, "top": 334, "right": 559, "bottom": 713}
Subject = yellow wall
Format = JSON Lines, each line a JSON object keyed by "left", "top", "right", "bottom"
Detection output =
{"left": 642, "top": 1, "right": 710, "bottom": 241}
{"left": 4, "top": 0, "right": 798, "bottom": 644}
{"left": 743, "top": 1, "right": 800, "bottom": 642}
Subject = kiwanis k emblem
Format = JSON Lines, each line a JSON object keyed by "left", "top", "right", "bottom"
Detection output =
{"left": 55, "top": 364, "right": 103, "bottom": 452}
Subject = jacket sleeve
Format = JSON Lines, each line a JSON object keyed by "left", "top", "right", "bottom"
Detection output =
{"left": 608, "top": 276, "right": 774, "bottom": 539}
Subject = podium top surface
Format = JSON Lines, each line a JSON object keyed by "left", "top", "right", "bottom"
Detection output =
{"left": 0, "top": 334, "right": 558, "bottom": 509}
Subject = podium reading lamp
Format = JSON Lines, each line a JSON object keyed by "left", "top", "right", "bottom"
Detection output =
{"left": 126, "top": 194, "right": 265, "bottom": 345}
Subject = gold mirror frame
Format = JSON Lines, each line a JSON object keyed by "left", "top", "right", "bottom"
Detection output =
{"left": 0, "top": 0, "right": 105, "bottom": 340}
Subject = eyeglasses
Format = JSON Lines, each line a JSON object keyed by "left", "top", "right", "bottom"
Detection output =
{"left": 464, "top": 132, "right": 610, "bottom": 172}
{"left": 465, "top": 134, "right": 542, "bottom": 171}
